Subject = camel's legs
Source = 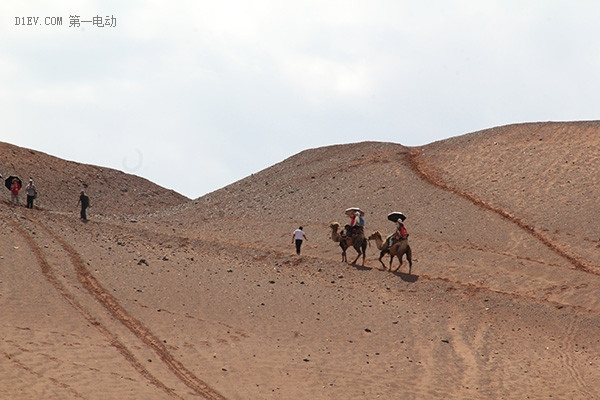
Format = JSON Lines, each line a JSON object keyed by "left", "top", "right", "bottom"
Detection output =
{"left": 394, "top": 258, "right": 403, "bottom": 272}
{"left": 351, "top": 246, "right": 366, "bottom": 266}
{"left": 340, "top": 241, "right": 348, "bottom": 262}
{"left": 376, "top": 246, "right": 391, "bottom": 270}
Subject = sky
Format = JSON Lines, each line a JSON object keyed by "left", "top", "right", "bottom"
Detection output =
{"left": 2, "top": 1, "right": 600, "bottom": 199}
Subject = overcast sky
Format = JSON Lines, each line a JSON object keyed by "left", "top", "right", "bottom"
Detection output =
{"left": 2, "top": 1, "right": 600, "bottom": 198}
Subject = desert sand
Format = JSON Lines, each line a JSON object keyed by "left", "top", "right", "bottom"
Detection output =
{"left": 1, "top": 121, "right": 599, "bottom": 399}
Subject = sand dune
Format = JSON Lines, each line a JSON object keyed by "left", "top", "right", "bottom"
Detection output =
{"left": 1, "top": 122, "right": 599, "bottom": 399}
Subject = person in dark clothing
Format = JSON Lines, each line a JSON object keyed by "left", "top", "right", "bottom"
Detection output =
{"left": 77, "top": 190, "right": 91, "bottom": 221}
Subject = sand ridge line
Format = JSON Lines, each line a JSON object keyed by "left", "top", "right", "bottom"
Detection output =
{"left": 418, "top": 273, "right": 600, "bottom": 316}
{"left": 8, "top": 216, "right": 182, "bottom": 399}
{"left": 418, "top": 234, "right": 568, "bottom": 270}
{"left": 405, "top": 148, "right": 595, "bottom": 275}
{"left": 25, "top": 214, "right": 227, "bottom": 400}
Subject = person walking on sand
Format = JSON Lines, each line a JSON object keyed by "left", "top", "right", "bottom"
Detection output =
{"left": 25, "top": 178, "right": 37, "bottom": 209}
{"left": 77, "top": 190, "right": 91, "bottom": 221}
{"left": 10, "top": 178, "right": 21, "bottom": 206}
{"left": 292, "top": 226, "right": 308, "bottom": 255}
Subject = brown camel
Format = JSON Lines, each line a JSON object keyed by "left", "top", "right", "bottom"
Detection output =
{"left": 368, "top": 231, "right": 412, "bottom": 273}
{"left": 329, "top": 222, "right": 350, "bottom": 262}
{"left": 329, "top": 222, "right": 368, "bottom": 266}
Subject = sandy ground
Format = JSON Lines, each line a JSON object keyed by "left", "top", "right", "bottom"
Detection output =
{"left": 1, "top": 122, "right": 599, "bottom": 399}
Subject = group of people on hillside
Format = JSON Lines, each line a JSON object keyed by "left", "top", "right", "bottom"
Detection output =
{"left": 3, "top": 175, "right": 38, "bottom": 209}
{"left": 2, "top": 173, "right": 92, "bottom": 221}
{"left": 292, "top": 208, "right": 408, "bottom": 255}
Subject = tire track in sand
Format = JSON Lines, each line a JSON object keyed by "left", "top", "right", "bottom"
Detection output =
{"left": 9, "top": 217, "right": 182, "bottom": 399}
{"left": 15, "top": 215, "right": 226, "bottom": 400}
{"left": 406, "top": 148, "right": 595, "bottom": 275}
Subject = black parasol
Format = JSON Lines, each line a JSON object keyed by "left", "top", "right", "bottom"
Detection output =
{"left": 5, "top": 176, "right": 22, "bottom": 190}
{"left": 387, "top": 212, "right": 406, "bottom": 222}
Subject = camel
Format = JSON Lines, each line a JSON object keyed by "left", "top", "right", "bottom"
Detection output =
{"left": 329, "top": 222, "right": 368, "bottom": 266}
{"left": 367, "top": 231, "right": 412, "bottom": 273}
{"left": 329, "top": 222, "right": 350, "bottom": 262}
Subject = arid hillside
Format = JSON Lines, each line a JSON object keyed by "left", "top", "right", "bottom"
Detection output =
{"left": 1, "top": 122, "right": 599, "bottom": 399}
{"left": 0, "top": 141, "right": 188, "bottom": 215}
{"left": 419, "top": 121, "right": 600, "bottom": 273}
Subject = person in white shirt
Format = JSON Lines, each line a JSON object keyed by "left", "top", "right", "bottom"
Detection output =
{"left": 292, "top": 227, "right": 308, "bottom": 255}
{"left": 25, "top": 178, "right": 37, "bottom": 209}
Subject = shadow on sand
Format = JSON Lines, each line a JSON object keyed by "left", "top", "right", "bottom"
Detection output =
{"left": 349, "top": 262, "right": 373, "bottom": 271}
{"left": 392, "top": 270, "right": 418, "bottom": 282}
{"left": 347, "top": 261, "right": 417, "bottom": 282}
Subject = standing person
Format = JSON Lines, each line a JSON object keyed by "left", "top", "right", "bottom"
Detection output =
{"left": 292, "top": 226, "right": 308, "bottom": 255}
{"left": 25, "top": 178, "right": 37, "bottom": 209}
{"left": 10, "top": 178, "right": 21, "bottom": 206}
{"left": 77, "top": 190, "right": 91, "bottom": 221}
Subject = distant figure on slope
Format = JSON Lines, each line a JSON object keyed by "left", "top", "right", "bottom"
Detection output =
{"left": 77, "top": 190, "right": 91, "bottom": 221}
{"left": 292, "top": 226, "right": 308, "bottom": 255}
{"left": 25, "top": 178, "right": 37, "bottom": 209}
{"left": 10, "top": 178, "right": 21, "bottom": 206}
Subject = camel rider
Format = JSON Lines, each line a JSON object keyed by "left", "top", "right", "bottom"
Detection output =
{"left": 344, "top": 212, "right": 356, "bottom": 237}
{"left": 387, "top": 220, "right": 408, "bottom": 247}
{"left": 350, "top": 211, "right": 365, "bottom": 237}
{"left": 350, "top": 211, "right": 358, "bottom": 227}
